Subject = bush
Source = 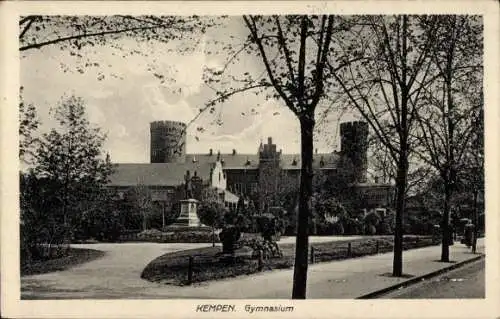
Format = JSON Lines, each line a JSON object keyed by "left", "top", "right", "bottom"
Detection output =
{"left": 219, "top": 225, "right": 241, "bottom": 254}
{"left": 257, "top": 213, "right": 282, "bottom": 241}
{"left": 332, "top": 222, "right": 345, "bottom": 235}
{"left": 123, "top": 229, "right": 219, "bottom": 243}
{"left": 165, "top": 230, "right": 219, "bottom": 243}
{"left": 341, "top": 217, "right": 363, "bottom": 235}
{"left": 363, "top": 211, "right": 381, "bottom": 227}
{"left": 364, "top": 224, "right": 377, "bottom": 235}
{"left": 376, "top": 221, "right": 393, "bottom": 235}
{"left": 238, "top": 238, "right": 283, "bottom": 259}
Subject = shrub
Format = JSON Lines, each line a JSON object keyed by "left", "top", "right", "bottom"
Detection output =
{"left": 341, "top": 217, "right": 363, "bottom": 235}
{"left": 239, "top": 238, "right": 283, "bottom": 259}
{"left": 219, "top": 225, "right": 241, "bottom": 254}
{"left": 363, "top": 211, "right": 381, "bottom": 227}
{"left": 332, "top": 222, "right": 345, "bottom": 235}
{"left": 364, "top": 224, "right": 377, "bottom": 235}
{"left": 377, "top": 221, "right": 393, "bottom": 235}
{"left": 164, "top": 230, "right": 219, "bottom": 243}
{"left": 124, "top": 229, "right": 219, "bottom": 243}
{"left": 257, "top": 213, "right": 282, "bottom": 241}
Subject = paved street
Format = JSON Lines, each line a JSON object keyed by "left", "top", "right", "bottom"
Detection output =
{"left": 381, "top": 258, "right": 485, "bottom": 299}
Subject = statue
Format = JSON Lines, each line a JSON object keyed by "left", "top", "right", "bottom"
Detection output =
{"left": 184, "top": 170, "right": 193, "bottom": 199}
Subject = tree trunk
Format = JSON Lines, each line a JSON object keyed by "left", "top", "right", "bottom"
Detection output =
{"left": 472, "top": 190, "right": 478, "bottom": 254}
{"left": 441, "top": 183, "right": 451, "bottom": 262}
{"left": 162, "top": 202, "right": 166, "bottom": 231}
{"left": 212, "top": 226, "right": 216, "bottom": 247}
{"left": 292, "top": 116, "right": 314, "bottom": 299}
{"left": 392, "top": 157, "right": 407, "bottom": 277}
{"left": 142, "top": 210, "right": 147, "bottom": 231}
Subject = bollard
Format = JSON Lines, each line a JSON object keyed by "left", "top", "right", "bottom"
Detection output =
{"left": 258, "top": 250, "right": 263, "bottom": 271}
{"left": 347, "top": 242, "right": 352, "bottom": 257}
{"left": 310, "top": 246, "right": 315, "bottom": 264}
{"left": 375, "top": 240, "right": 379, "bottom": 254}
{"left": 187, "top": 256, "right": 194, "bottom": 285}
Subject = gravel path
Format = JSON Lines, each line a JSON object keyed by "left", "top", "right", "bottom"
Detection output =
{"left": 21, "top": 236, "right": 359, "bottom": 299}
{"left": 21, "top": 243, "right": 211, "bottom": 299}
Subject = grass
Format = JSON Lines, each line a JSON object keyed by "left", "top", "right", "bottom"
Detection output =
{"left": 141, "top": 235, "right": 440, "bottom": 286}
{"left": 21, "top": 248, "right": 106, "bottom": 276}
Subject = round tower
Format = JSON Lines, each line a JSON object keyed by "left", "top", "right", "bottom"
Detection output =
{"left": 340, "top": 121, "right": 369, "bottom": 183}
{"left": 150, "top": 120, "right": 187, "bottom": 163}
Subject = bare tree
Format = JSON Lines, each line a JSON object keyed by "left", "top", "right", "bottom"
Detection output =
{"left": 19, "top": 16, "right": 221, "bottom": 159}
{"left": 413, "top": 15, "right": 483, "bottom": 261}
{"left": 127, "top": 182, "right": 153, "bottom": 231}
{"left": 330, "top": 15, "right": 440, "bottom": 276}
{"left": 200, "top": 15, "right": 347, "bottom": 298}
{"left": 243, "top": 15, "right": 339, "bottom": 299}
{"left": 20, "top": 15, "right": 215, "bottom": 52}
{"left": 464, "top": 104, "right": 484, "bottom": 254}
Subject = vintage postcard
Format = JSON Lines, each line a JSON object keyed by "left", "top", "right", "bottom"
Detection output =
{"left": 1, "top": 0, "right": 499, "bottom": 318}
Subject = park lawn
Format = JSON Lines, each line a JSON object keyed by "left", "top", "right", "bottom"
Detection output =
{"left": 21, "top": 248, "right": 106, "bottom": 276}
{"left": 141, "top": 235, "right": 439, "bottom": 286}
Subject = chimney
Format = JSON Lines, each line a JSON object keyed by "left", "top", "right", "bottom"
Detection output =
{"left": 232, "top": 149, "right": 236, "bottom": 155}
{"left": 217, "top": 150, "right": 221, "bottom": 161}
{"left": 315, "top": 148, "right": 318, "bottom": 154}
{"left": 209, "top": 148, "right": 213, "bottom": 156}
{"left": 268, "top": 137, "right": 272, "bottom": 145}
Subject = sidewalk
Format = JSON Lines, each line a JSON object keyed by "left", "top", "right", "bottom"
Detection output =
{"left": 21, "top": 239, "right": 484, "bottom": 299}
{"left": 147, "top": 238, "right": 484, "bottom": 299}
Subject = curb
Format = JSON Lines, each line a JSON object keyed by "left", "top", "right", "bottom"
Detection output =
{"left": 356, "top": 253, "right": 485, "bottom": 299}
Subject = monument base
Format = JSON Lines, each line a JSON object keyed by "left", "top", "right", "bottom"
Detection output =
{"left": 170, "top": 198, "right": 205, "bottom": 228}
{"left": 164, "top": 225, "right": 213, "bottom": 232}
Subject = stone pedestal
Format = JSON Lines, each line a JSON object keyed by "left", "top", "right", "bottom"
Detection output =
{"left": 171, "top": 199, "right": 201, "bottom": 227}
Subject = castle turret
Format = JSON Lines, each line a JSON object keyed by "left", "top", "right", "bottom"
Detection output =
{"left": 258, "top": 137, "right": 282, "bottom": 211}
{"left": 340, "top": 121, "right": 369, "bottom": 183}
{"left": 150, "top": 120, "right": 187, "bottom": 163}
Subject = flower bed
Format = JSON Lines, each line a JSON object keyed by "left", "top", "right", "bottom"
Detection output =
{"left": 141, "top": 235, "right": 440, "bottom": 286}
{"left": 119, "top": 229, "right": 220, "bottom": 243}
{"left": 21, "top": 248, "right": 106, "bottom": 276}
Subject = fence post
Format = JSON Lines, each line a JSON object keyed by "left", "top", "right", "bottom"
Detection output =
{"left": 347, "top": 242, "right": 352, "bottom": 257}
{"left": 187, "top": 256, "right": 194, "bottom": 285}
{"left": 310, "top": 246, "right": 315, "bottom": 264}
{"left": 258, "top": 250, "right": 263, "bottom": 271}
{"left": 375, "top": 240, "right": 379, "bottom": 254}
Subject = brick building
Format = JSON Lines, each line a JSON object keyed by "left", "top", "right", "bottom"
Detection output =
{"left": 108, "top": 120, "right": 393, "bottom": 216}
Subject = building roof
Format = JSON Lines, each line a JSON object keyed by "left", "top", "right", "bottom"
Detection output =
{"left": 108, "top": 162, "right": 213, "bottom": 187}
{"left": 109, "top": 152, "right": 341, "bottom": 187}
{"left": 185, "top": 152, "right": 340, "bottom": 170}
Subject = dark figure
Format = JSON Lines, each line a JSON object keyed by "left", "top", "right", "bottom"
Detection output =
{"left": 464, "top": 223, "right": 474, "bottom": 248}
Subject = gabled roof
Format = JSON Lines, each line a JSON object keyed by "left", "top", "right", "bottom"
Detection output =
{"left": 186, "top": 154, "right": 260, "bottom": 169}
{"left": 108, "top": 162, "right": 213, "bottom": 187}
{"left": 109, "top": 152, "right": 342, "bottom": 187}
{"left": 186, "top": 152, "right": 340, "bottom": 170}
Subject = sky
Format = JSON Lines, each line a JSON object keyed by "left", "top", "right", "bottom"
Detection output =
{"left": 20, "top": 16, "right": 358, "bottom": 163}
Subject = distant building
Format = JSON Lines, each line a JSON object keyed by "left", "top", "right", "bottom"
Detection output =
{"left": 108, "top": 120, "right": 394, "bottom": 216}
